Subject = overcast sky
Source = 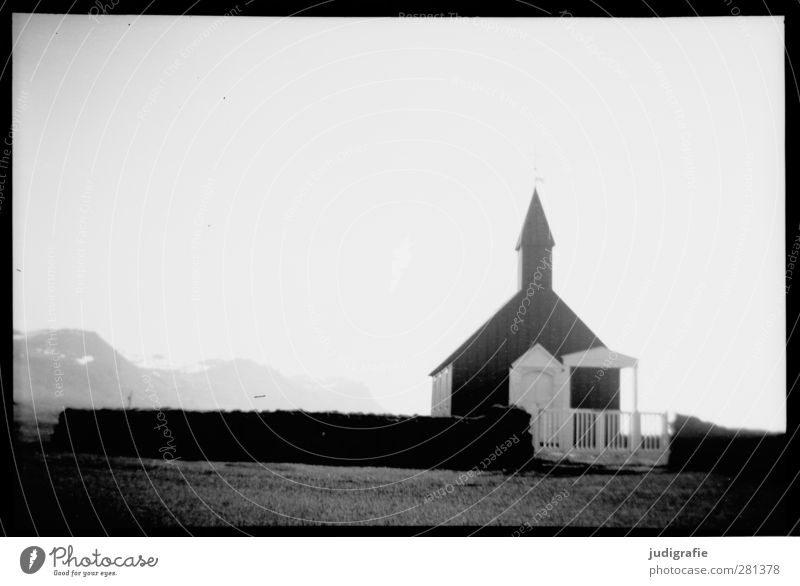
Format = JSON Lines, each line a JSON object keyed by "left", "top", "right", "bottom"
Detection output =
{"left": 13, "top": 14, "right": 785, "bottom": 430}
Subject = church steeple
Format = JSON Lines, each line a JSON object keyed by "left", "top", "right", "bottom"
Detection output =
{"left": 516, "top": 188, "right": 555, "bottom": 290}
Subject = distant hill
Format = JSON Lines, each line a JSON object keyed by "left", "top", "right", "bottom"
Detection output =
{"left": 668, "top": 413, "right": 785, "bottom": 475}
{"left": 13, "top": 329, "right": 385, "bottom": 440}
{"left": 671, "top": 413, "right": 778, "bottom": 439}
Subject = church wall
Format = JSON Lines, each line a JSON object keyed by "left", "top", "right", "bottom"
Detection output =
{"left": 431, "top": 366, "right": 453, "bottom": 416}
{"left": 449, "top": 290, "right": 604, "bottom": 417}
{"left": 431, "top": 374, "right": 440, "bottom": 416}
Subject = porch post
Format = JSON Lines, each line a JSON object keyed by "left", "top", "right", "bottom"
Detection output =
{"left": 632, "top": 362, "right": 641, "bottom": 451}
{"left": 595, "top": 411, "right": 606, "bottom": 451}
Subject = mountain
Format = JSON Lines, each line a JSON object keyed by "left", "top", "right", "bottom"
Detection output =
{"left": 13, "top": 329, "right": 386, "bottom": 440}
{"left": 668, "top": 413, "right": 785, "bottom": 475}
{"left": 671, "top": 413, "right": 777, "bottom": 439}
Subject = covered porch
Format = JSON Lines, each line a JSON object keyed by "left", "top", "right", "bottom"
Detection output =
{"left": 509, "top": 345, "right": 670, "bottom": 467}
{"left": 532, "top": 408, "right": 670, "bottom": 466}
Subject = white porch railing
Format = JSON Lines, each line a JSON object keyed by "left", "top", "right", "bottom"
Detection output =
{"left": 533, "top": 408, "right": 669, "bottom": 464}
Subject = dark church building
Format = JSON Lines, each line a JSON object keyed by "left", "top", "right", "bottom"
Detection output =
{"left": 429, "top": 186, "right": 668, "bottom": 465}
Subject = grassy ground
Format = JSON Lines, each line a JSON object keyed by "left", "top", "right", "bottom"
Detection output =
{"left": 13, "top": 446, "right": 788, "bottom": 534}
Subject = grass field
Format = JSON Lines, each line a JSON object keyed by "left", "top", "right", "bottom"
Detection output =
{"left": 13, "top": 446, "right": 788, "bottom": 534}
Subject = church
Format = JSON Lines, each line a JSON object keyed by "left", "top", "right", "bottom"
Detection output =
{"left": 430, "top": 186, "right": 669, "bottom": 465}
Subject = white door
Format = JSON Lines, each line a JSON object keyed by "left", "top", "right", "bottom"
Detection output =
{"left": 517, "top": 369, "right": 554, "bottom": 413}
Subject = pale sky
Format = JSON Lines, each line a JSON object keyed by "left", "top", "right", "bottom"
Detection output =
{"left": 12, "top": 15, "right": 785, "bottom": 430}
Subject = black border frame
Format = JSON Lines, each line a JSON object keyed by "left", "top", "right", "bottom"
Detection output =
{"left": 1, "top": 0, "right": 797, "bottom": 537}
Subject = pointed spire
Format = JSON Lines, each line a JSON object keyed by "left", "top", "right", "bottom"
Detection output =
{"left": 515, "top": 188, "right": 555, "bottom": 251}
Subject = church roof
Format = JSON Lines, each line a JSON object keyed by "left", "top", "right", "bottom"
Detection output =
{"left": 515, "top": 188, "right": 555, "bottom": 250}
{"left": 429, "top": 288, "right": 604, "bottom": 375}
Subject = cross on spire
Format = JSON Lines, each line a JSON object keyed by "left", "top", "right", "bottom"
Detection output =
{"left": 532, "top": 151, "right": 544, "bottom": 189}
